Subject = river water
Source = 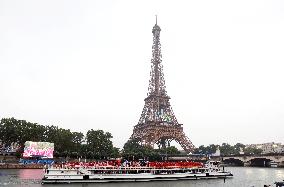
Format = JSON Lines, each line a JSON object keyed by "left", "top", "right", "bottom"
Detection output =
{"left": 0, "top": 167, "right": 283, "bottom": 187}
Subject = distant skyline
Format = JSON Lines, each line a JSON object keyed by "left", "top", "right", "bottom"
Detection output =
{"left": 1, "top": 0, "right": 284, "bottom": 149}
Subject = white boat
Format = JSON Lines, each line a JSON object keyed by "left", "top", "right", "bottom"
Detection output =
{"left": 42, "top": 161, "right": 233, "bottom": 184}
{"left": 270, "top": 161, "right": 278, "bottom": 168}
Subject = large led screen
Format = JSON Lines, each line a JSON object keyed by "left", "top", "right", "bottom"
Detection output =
{"left": 23, "top": 141, "right": 54, "bottom": 158}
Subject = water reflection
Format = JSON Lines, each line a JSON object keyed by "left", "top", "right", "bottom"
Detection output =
{"left": 275, "top": 169, "right": 284, "bottom": 179}
{"left": 0, "top": 167, "right": 283, "bottom": 187}
{"left": 19, "top": 169, "right": 43, "bottom": 179}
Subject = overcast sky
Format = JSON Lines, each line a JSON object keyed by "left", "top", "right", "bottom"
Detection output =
{"left": 1, "top": 0, "right": 284, "bottom": 149}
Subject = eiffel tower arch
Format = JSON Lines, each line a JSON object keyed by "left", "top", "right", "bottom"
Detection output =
{"left": 130, "top": 18, "right": 195, "bottom": 153}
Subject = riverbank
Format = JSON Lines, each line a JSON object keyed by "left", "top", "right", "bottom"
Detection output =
{"left": 0, "top": 163, "right": 43, "bottom": 169}
{"left": 1, "top": 167, "right": 284, "bottom": 187}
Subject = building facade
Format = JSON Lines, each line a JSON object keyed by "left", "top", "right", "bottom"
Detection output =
{"left": 246, "top": 142, "right": 284, "bottom": 154}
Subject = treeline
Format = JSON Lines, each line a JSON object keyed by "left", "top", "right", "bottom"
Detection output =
{"left": 194, "top": 143, "right": 262, "bottom": 156}
{"left": 122, "top": 139, "right": 180, "bottom": 161}
{"left": 0, "top": 117, "right": 180, "bottom": 160}
{"left": 0, "top": 118, "right": 119, "bottom": 159}
{"left": 0, "top": 117, "right": 262, "bottom": 159}
{"left": 123, "top": 141, "right": 263, "bottom": 158}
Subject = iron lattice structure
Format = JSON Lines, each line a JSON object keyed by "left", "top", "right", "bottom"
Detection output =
{"left": 130, "top": 20, "right": 195, "bottom": 153}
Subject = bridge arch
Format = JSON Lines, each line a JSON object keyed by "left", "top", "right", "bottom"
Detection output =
{"left": 222, "top": 155, "right": 284, "bottom": 167}
{"left": 246, "top": 157, "right": 278, "bottom": 163}
{"left": 223, "top": 158, "right": 244, "bottom": 166}
{"left": 248, "top": 157, "right": 276, "bottom": 167}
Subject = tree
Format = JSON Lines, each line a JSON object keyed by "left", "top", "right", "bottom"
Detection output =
{"left": 194, "top": 145, "right": 206, "bottom": 154}
{"left": 194, "top": 144, "right": 218, "bottom": 155}
{"left": 86, "top": 129, "right": 116, "bottom": 159}
{"left": 220, "top": 143, "right": 236, "bottom": 156}
{"left": 234, "top": 143, "right": 246, "bottom": 154}
{"left": 110, "top": 147, "right": 120, "bottom": 158}
{"left": 244, "top": 147, "right": 262, "bottom": 155}
{"left": 208, "top": 144, "right": 218, "bottom": 154}
{"left": 159, "top": 146, "right": 180, "bottom": 155}
{"left": 122, "top": 139, "right": 156, "bottom": 160}
{"left": 80, "top": 144, "right": 89, "bottom": 159}
{"left": 0, "top": 117, "right": 118, "bottom": 159}
{"left": 122, "top": 139, "right": 181, "bottom": 161}
{"left": 123, "top": 139, "right": 142, "bottom": 152}
{"left": 71, "top": 132, "right": 84, "bottom": 155}
{"left": 0, "top": 118, "right": 20, "bottom": 145}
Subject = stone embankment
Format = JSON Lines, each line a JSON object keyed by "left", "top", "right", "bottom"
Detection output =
{"left": 0, "top": 163, "right": 44, "bottom": 169}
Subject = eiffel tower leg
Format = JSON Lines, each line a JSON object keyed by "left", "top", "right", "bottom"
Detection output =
{"left": 160, "top": 138, "right": 166, "bottom": 149}
{"left": 157, "top": 138, "right": 172, "bottom": 149}
{"left": 167, "top": 139, "right": 172, "bottom": 147}
{"left": 175, "top": 133, "right": 195, "bottom": 153}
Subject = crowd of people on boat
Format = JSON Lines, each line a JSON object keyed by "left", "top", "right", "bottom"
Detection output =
{"left": 148, "top": 161, "right": 203, "bottom": 168}
{"left": 52, "top": 160, "right": 204, "bottom": 169}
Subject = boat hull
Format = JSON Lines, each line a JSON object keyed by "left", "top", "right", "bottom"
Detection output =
{"left": 42, "top": 172, "right": 233, "bottom": 184}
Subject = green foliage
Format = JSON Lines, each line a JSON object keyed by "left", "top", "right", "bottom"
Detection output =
{"left": 194, "top": 142, "right": 262, "bottom": 156}
{"left": 122, "top": 139, "right": 147, "bottom": 159}
{"left": 234, "top": 143, "right": 246, "bottom": 152}
{"left": 110, "top": 147, "right": 120, "bottom": 158}
{"left": 194, "top": 144, "right": 218, "bottom": 155}
{"left": 1, "top": 117, "right": 264, "bottom": 159}
{"left": 122, "top": 139, "right": 180, "bottom": 161}
{"left": 0, "top": 117, "right": 120, "bottom": 159}
{"left": 159, "top": 146, "right": 180, "bottom": 155}
{"left": 86, "top": 129, "right": 116, "bottom": 159}
{"left": 244, "top": 147, "right": 263, "bottom": 155}
{"left": 219, "top": 143, "right": 237, "bottom": 155}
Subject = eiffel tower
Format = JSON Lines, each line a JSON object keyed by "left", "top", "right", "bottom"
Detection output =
{"left": 130, "top": 18, "right": 195, "bottom": 153}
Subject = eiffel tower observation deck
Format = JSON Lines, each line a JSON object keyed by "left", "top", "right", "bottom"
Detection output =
{"left": 130, "top": 18, "right": 195, "bottom": 153}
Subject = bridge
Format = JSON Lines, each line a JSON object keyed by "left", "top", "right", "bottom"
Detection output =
{"left": 168, "top": 154, "right": 284, "bottom": 167}
{"left": 211, "top": 155, "right": 284, "bottom": 167}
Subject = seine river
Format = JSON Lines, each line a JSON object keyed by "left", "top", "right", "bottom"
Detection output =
{"left": 0, "top": 167, "right": 284, "bottom": 187}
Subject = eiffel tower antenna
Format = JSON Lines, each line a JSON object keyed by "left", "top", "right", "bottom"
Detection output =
{"left": 155, "top": 15, "right": 157, "bottom": 25}
{"left": 130, "top": 19, "right": 195, "bottom": 153}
